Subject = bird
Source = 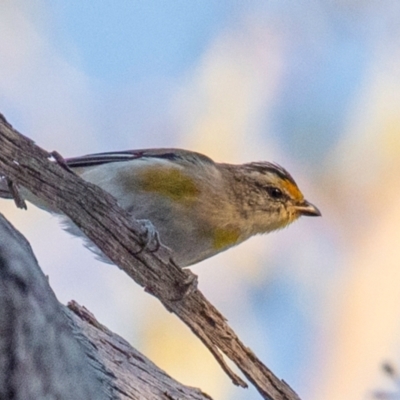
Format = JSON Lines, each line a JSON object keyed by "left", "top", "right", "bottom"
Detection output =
{"left": 0, "top": 148, "right": 320, "bottom": 267}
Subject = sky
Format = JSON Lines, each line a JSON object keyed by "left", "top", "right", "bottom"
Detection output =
{"left": 1, "top": 1, "right": 400, "bottom": 399}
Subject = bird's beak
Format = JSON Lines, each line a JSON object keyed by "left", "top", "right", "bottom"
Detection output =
{"left": 294, "top": 200, "right": 321, "bottom": 217}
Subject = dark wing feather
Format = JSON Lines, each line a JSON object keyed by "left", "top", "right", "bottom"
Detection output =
{"left": 65, "top": 148, "right": 215, "bottom": 169}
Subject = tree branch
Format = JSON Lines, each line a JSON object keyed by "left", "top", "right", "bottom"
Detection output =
{"left": 66, "top": 301, "right": 213, "bottom": 400}
{"left": 0, "top": 212, "right": 213, "bottom": 399}
{"left": 0, "top": 113, "right": 301, "bottom": 400}
{"left": 0, "top": 213, "right": 112, "bottom": 400}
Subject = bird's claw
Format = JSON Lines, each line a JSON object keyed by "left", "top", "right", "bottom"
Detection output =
{"left": 133, "top": 219, "right": 161, "bottom": 254}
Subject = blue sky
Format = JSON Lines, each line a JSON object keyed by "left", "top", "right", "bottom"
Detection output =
{"left": 2, "top": 2, "right": 400, "bottom": 400}
{"left": 49, "top": 2, "right": 238, "bottom": 82}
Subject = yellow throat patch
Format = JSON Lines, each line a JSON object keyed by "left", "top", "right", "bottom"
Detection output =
{"left": 212, "top": 227, "right": 241, "bottom": 250}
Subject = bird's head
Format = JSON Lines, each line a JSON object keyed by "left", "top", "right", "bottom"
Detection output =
{"left": 231, "top": 162, "right": 321, "bottom": 235}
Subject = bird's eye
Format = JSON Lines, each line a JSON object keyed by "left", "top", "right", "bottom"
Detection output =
{"left": 266, "top": 186, "right": 283, "bottom": 199}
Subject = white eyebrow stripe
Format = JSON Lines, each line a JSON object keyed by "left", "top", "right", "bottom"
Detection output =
{"left": 246, "top": 162, "right": 296, "bottom": 185}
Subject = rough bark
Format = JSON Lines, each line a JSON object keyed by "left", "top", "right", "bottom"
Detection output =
{"left": 67, "top": 301, "right": 213, "bottom": 400}
{"left": 0, "top": 213, "right": 213, "bottom": 399}
{"left": 0, "top": 113, "right": 301, "bottom": 400}
{"left": 0, "top": 213, "right": 112, "bottom": 400}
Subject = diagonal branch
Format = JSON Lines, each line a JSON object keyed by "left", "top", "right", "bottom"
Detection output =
{"left": 0, "top": 113, "right": 301, "bottom": 400}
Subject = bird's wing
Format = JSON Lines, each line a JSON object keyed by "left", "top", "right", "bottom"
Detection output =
{"left": 65, "top": 148, "right": 215, "bottom": 168}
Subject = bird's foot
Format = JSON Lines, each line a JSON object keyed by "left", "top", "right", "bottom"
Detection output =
{"left": 134, "top": 219, "right": 161, "bottom": 254}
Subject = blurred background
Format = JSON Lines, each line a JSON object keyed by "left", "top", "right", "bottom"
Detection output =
{"left": 1, "top": 1, "right": 400, "bottom": 399}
